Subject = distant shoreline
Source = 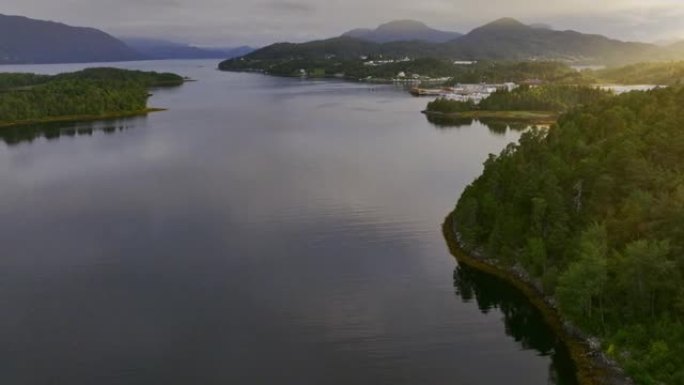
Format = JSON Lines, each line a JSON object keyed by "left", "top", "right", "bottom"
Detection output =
{"left": 0, "top": 108, "right": 166, "bottom": 129}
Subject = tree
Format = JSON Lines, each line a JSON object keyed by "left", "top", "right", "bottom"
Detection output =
{"left": 556, "top": 224, "right": 608, "bottom": 328}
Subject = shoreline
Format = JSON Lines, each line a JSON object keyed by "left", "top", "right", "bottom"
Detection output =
{"left": 217, "top": 68, "right": 450, "bottom": 85}
{"left": 0, "top": 108, "right": 167, "bottom": 129}
{"left": 423, "top": 109, "right": 559, "bottom": 124}
{"left": 442, "top": 211, "right": 633, "bottom": 385}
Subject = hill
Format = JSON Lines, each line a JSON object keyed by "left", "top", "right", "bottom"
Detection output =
{"left": 0, "top": 14, "right": 141, "bottom": 64}
{"left": 224, "top": 18, "right": 673, "bottom": 67}
{"left": 342, "top": 20, "right": 462, "bottom": 43}
{"left": 238, "top": 35, "right": 441, "bottom": 61}
{"left": 596, "top": 61, "right": 684, "bottom": 85}
{"left": 121, "top": 38, "right": 254, "bottom": 60}
{"left": 445, "top": 18, "right": 666, "bottom": 64}
{"left": 450, "top": 85, "right": 684, "bottom": 385}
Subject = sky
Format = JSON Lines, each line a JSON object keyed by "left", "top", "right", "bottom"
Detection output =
{"left": 3, "top": 0, "right": 684, "bottom": 47}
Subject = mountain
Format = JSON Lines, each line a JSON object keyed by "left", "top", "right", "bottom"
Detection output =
{"left": 121, "top": 38, "right": 254, "bottom": 60}
{"left": 241, "top": 36, "right": 441, "bottom": 61}
{"left": 441, "top": 17, "right": 666, "bottom": 63}
{"left": 229, "top": 18, "right": 671, "bottom": 66}
{"left": 0, "top": 14, "right": 141, "bottom": 64}
{"left": 342, "top": 20, "right": 462, "bottom": 43}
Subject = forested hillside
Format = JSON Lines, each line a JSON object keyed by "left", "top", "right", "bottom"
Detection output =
{"left": 596, "top": 61, "right": 684, "bottom": 85}
{"left": 426, "top": 85, "right": 611, "bottom": 114}
{"left": 451, "top": 86, "right": 684, "bottom": 384}
{"left": 0, "top": 68, "right": 184, "bottom": 125}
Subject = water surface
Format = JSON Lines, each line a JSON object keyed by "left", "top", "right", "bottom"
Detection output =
{"left": 0, "top": 60, "right": 576, "bottom": 385}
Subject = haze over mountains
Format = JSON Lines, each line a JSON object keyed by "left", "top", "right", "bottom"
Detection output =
{"left": 120, "top": 38, "right": 254, "bottom": 60}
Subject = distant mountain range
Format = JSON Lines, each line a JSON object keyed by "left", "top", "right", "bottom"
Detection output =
{"left": 342, "top": 20, "right": 462, "bottom": 43}
{"left": 120, "top": 38, "right": 254, "bottom": 60}
{"left": 241, "top": 17, "right": 678, "bottom": 65}
{"left": 1, "top": 14, "right": 681, "bottom": 66}
{"left": 0, "top": 14, "right": 141, "bottom": 64}
{"left": 0, "top": 14, "right": 254, "bottom": 64}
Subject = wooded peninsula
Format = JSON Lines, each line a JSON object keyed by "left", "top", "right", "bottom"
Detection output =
{"left": 449, "top": 85, "right": 684, "bottom": 384}
{"left": 0, "top": 68, "right": 185, "bottom": 127}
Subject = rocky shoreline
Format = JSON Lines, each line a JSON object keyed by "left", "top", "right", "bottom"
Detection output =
{"left": 442, "top": 211, "right": 634, "bottom": 385}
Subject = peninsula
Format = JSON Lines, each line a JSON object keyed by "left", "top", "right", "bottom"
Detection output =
{"left": 0, "top": 68, "right": 185, "bottom": 128}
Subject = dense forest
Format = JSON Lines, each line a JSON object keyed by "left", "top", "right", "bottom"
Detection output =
{"left": 426, "top": 85, "right": 611, "bottom": 114}
{"left": 451, "top": 86, "right": 684, "bottom": 384}
{"left": 0, "top": 68, "right": 184, "bottom": 124}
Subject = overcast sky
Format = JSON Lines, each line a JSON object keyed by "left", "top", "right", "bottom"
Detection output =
{"left": 4, "top": 0, "right": 684, "bottom": 47}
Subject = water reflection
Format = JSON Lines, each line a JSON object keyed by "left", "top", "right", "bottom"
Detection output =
{"left": 426, "top": 114, "right": 532, "bottom": 134}
{"left": 0, "top": 117, "right": 143, "bottom": 146}
{"left": 453, "top": 263, "right": 579, "bottom": 385}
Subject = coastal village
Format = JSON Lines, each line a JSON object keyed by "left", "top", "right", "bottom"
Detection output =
{"left": 361, "top": 57, "right": 529, "bottom": 102}
{"left": 408, "top": 82, "right": 518, "bottom": 102}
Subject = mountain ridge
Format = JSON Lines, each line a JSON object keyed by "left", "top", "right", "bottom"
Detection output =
{"left": 120, "top": 37, "right": 254, "bottom": 60}
{"left": 0, "top": 14, "right": 142, "bottom": 64}
{"left": 342, "top": 20, "right": 463, "bottom": 43}
{"left": 236, "top": 17, "right": 677, "bottom": 65}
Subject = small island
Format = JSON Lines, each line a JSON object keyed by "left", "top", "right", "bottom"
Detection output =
{"left": 423, "top": 84, "right": 612, "bottom": 124}
{"left": 0, "top": 68, "right": 185, "bottom": 128}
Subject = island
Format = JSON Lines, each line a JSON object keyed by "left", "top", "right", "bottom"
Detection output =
{"left": 0, "top": 68, "right": 185, "bottom": 128}
{"left": 422, "top": 84, "right": 611, "bottom": 125}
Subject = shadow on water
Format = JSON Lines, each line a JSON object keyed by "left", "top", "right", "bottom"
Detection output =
{"left": 0, "top": 117, "right": 144, "bottom": 146}
{"left": 426, "top": 114, "right": 532, "bottom": 135}
{"left": 453, "top": 263, "right": 579, "bottom": 385}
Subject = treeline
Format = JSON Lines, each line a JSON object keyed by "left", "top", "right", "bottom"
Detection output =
{"left": 0, "top": 68, "right": 184, "bottom": 124}
{"left": 445, "top": 61, "right": 591, "bottom": 85}
{"left": 480, "top": 85, "right": 611, "bottom": 111}
{"left": 221, "top": 58, "right": 591, "bottom": 83}
{"left": 596, "top": 61, "right": 684, "bottom": 85}
{"left": 426, "top": 85, "right": 612, "bottom": 113}
{"left": 48, "top": 67, "right": 185, "bottom": 87}
{"left": 452, "top": 86, "right": 684, "bottom": 384}
{"left": 221, "top": 57, "right": 468, "bottom": 80}
{"left": 222, "top": 57, "right": 684, "bottom": 88}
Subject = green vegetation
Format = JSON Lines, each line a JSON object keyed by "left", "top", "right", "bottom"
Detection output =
{"left": 220, "top": 58, "right": 592, "bottom": 84}
{"left": 596, "top": 61, "right": 684, "bottom": 85}
{"left": 451, "top": 86, "right": 684, "bottom": 384}
{"left": 426, "top": 85, "right": 611, "bottom": 117}
{"left": 221, "top": 57, "right": 466, "bottom": 80}
{"left": 0, "top": 68, "right": 184, "bottom": 126}
{"left": 445, "top": 62, "right": 592, "bottom": 85}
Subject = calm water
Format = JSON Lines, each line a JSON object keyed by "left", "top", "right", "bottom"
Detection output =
{"left": 0, "top": 60, "right": 577, "bottom": 385}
